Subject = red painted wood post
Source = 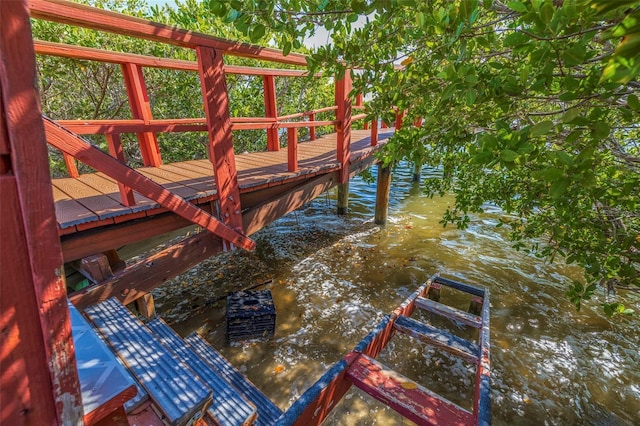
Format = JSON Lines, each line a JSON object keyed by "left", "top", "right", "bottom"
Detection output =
{"left": 121, "top": 62, "right": 162, "bottom": 166}
{"left": 287, "top": 127, "right": 298, "bottom": 172}
{"left": 0, "top": 1, "right": 83, "bottom": 424}
{"left": 106, "top": 133, "right": 136, "bottom": 206}
{"left": 335, "top": 70, "right": 352, "bottom": 185}
{"left": 381, "top": 120, "right": 388, "bottom": 128}
{"left": 196, "top": 46, "right": 244, "bottom": 240}
{"left": 370, "top": 117, "right": 378, "bottom": 146}
{"left": 356, "top": 93, "right": 369, "bottom": 130}
{"left": 395, "top": 110, "right": 404, "bottom": 130}
{"left": 63, "top": 152, "right": 79, "bottom": 177}
{"left": 308, "top": 112, "right": 316, "bottom": 141}
{"left": 263, "top": 75, "right": 279, "bottom": 151}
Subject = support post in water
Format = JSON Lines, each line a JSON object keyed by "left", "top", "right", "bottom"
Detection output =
{"left": 337, "top": 182, "right": 349, "bottom": 215}
{"left": 374, "top": 164, "right": 391, "bottom": 225}
{"left": 412, "top": 162, "right": 421, "bottom": 183}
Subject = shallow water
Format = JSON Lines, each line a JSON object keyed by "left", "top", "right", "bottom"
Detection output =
{"left": 156, "top": 164, "right": 640, "bottom": 425}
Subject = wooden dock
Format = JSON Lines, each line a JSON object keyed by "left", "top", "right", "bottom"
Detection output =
{"left": 1, "top": 1, "right": 407, "bottom": 424}
{"left": 53, "top": 129, "right": 393, "bottom": 234}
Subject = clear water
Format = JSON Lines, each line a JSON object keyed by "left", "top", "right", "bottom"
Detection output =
{"left": 159, "top": 164, "right": 640, "bottom": 425}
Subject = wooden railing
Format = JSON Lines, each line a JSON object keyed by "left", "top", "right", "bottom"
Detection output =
{"left": 30, "top": 0, "right": 382, "bottom": 246}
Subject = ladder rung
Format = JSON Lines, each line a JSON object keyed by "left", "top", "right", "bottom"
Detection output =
{"left": 394, "top": 315, "right": 479, "bottom": 364}
{"left": 346, "top": 354, "right": 474, "bottom": 425}
{"left": 415, "top": 296, "right": 482, "bottom": 328}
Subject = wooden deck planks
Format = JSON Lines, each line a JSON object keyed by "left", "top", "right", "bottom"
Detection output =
{"left": 52, "top": 129, "right": 392, "bottom": 231}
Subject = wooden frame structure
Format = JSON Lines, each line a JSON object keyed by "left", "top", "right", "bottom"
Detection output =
{"left": 1, "top": 1, "right": 389, "bottom": 423}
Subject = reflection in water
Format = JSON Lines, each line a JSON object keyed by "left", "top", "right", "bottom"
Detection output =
{"left": 162, "top": 164, "right": 640, "bottom": 425}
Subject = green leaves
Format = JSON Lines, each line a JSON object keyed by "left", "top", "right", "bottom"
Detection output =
{"left": 530, "top": 121, "right": 553, "bottom": 137}
{"left": 603, "top": 302, "right": 635, "bottom": 317}
{"left": 507, "top": 1, "right": 528, "bottom": 13}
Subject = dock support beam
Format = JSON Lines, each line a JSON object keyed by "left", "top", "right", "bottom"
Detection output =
{"left": 412, "top": 162, "right": 421, "bottom": 183}
{"left": 337, "top": 182, "right": 349, "bottom": 215}
{"left": 374, "top": 164, "right": 391, "bottom": 225}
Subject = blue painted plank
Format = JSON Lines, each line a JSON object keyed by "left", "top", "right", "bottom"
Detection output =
{"left": 69, "top": 302, "right": 140, "bottom": 416}
{"left": 433, "top": 276, "right": 485, "bottom": 297}
{"left": 393, "top": 315, "right": 480, "bottom": 363}
{"left": 84, "top": 298, "right": 212, "bottom": 425}
{"left": 147, "top": 319, "right": 257, "bottom": 426}
{"left": 185, "top": 333, "right": 283, "bottom": 425}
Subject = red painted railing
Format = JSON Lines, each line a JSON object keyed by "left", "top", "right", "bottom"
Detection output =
{"left": 31, "top": 0, "right": 382, "bottom": 247}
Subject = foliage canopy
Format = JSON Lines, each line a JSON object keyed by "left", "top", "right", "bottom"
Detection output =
{"left": 210, "top": 0, "right": 640, "bottom": 313}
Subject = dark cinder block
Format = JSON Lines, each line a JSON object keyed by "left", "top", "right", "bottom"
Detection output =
{"left": 226, "top": 290, "right": 276, "bottom": 342}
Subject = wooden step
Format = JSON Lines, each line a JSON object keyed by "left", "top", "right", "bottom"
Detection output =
{"left": 84, "top": 298, "right": 212, "bottom": 426}
{"left": 147, "top": 318, "right": 257, "bottom": 426}
{"left": 346, "top": 354, "right": 474, "bottom": 425}
{"left": 393, "top": 315, "right": 479, "bottom": 363}
{"left": 69, "top": 302, "right": 138, "bottom": 424}
{"left": 415, "top": 296, "right": 483, "bottom": 328}
{"left": 185, "top": 333, "right": 284, "bottom": 426}
{"left": 433, "top": 276, "right": 485, "bottom": 297}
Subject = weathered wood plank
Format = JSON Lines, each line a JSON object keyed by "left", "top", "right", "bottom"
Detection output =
{"left": 415, "top": 296, "right": 483, "bottom": 328}
{"left": 54, "top": 177, "right": 133, "bottom": 220}
{"left": 347, "top": 354, "right": 474, "bottom": 426}
{"left": 51, "top": 182, "right": 100, "bottom": 227}
{"left": 70, "top": 231, "right": 224, "bottom": 309}
{"left": 393, "top": 315, "right": 480, "bottom": 364}
{"left": 0, "top": 2, "right": 82, "bottom": 422}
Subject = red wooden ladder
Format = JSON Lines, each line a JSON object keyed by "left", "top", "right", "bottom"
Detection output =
{"left": 345, "top": 275, "right": 491, "bottom": 426}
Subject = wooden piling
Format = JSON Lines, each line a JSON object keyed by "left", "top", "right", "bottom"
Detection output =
{"left": 412, "top": 162, "right": 421, "bottom": 183}
{"left": 374, "top": 164, "right": 391, "bottom": 225}
{"left": 135, "top": 293, "right": 157, "bottom": 318}
{"left": 337, "top": 182, "right": 349, "bottom": 215}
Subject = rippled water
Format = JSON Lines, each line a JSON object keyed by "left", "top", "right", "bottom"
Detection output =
{"left": 162, "top": 164, "right": 640, "bottom": 425}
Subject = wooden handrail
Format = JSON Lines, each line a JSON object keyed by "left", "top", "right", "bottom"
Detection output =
{"left": 33, "top": 40, "right": 314, "bottom": 77}
{"left": 29, "top": 0, "right": 308, "bottom": 66}
{"left": 55, "top": 118, "right": 339, "bottom": 134}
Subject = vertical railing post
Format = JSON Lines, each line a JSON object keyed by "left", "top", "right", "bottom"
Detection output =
{"left": 63, "top": 152, "right": 79, "bottom": 178}
{"left": 0, "top": 1, "right": 83, "bottom": 423}
{"left": 196, "top": 46, "right": 244, "bottom": 242}
{"left": 395, "top": 109, "right": 404, "bottom": 130}
{"left": 356, "top": 93, "right": 369, "bottom": 130}
{"left": 335, "top": 70, "right": 352, "bottom": 185}
{"left": 287, "top": 127, "right": 298, "bottom": 172}
{"left": 106, "top": 133, "right": 136, "bottom": 206}
{"left": 371, "top": 117, "right": 378, "bottom": 146}
{"left": 263, "top": 75, "right": 279, "bottom": 151}
{"left": 335, "top": 69, "right": 352, "bottom": 215}
{"left": 308, "top": 112, "right": 316, "bottom": 141}
{"left": 121, "top": 62, "right": 162, "bottom": 166}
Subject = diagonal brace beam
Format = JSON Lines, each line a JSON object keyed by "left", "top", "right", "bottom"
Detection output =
{"left": 43, "top": 117, "right": 255, "bottom": 251}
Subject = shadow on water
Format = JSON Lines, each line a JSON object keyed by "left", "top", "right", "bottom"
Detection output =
{"left": 156, "top": 163, "right": 640, "bottom": 425}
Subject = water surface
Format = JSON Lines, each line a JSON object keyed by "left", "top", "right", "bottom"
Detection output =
{"left": 157, "top": 164, "right": 640, "bottom": 425}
